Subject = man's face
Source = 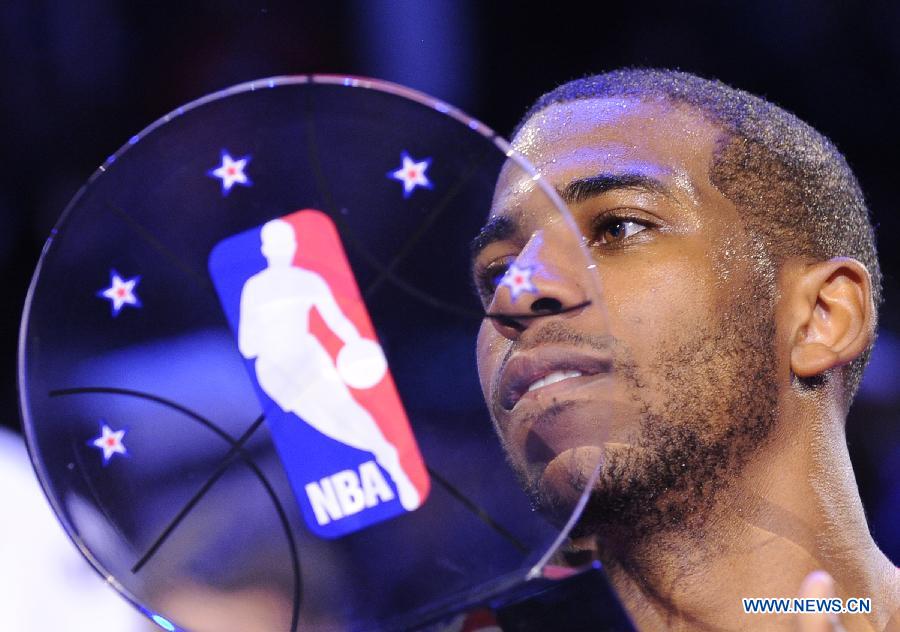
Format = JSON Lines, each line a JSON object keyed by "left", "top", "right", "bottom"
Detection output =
{"left": 472, "top": 98, "right": 781, "bottom": 536}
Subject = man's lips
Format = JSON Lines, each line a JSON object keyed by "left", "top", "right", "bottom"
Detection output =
{"left": 498, "top": 346, "right": 613, "bottom": 411}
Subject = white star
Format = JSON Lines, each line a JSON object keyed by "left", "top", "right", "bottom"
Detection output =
{"left": 499, "top": 263, "right": 538, "bottom": 302}
{"left": 90, "top": 423, "right": 127, "bottom": 465}
{"left": 388, "top": 152, "right": 432, "bottom": 198}
{"left": 98, "top": 270, "right": 141, "bottom": 316}
{"left": 209, "top": 150, "right": 252, "bottom": 196}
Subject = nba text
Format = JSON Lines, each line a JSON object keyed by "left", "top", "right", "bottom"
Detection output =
{"left": 305, "top": 461, "right": 396, "bottom": 525}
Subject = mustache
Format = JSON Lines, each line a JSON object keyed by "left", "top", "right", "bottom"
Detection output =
{"left": 505, "top": 320, "right": 616, "bottom": 356}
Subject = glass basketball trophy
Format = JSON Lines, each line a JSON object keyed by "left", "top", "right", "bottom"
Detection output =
{"left": 19, "top": 77, "right": 618, "bottom": 631}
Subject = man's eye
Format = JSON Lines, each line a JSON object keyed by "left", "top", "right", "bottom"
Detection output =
{"left": 594, "top": 218, "right": 648, "bottom": 245}
{"left": 475, "top": 261, "right": 511, "bottom": 299}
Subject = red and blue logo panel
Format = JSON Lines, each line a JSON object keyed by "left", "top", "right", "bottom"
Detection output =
{"left": 208, "top": 209, "right": 430, "bottom": 538}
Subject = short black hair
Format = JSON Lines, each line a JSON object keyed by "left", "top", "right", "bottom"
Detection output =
{"left": 515, "top": 68, "right": 881, "bottom": 402}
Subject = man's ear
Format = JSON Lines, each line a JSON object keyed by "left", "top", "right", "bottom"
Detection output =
{"left": 789, "top": 257, "right": 875, "bottom": 378}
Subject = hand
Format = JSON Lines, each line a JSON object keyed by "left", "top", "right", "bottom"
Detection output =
{"left": 796, "top": 571, "right": 846, "bottom": 632}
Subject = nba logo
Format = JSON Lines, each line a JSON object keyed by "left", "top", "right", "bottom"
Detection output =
{"left": 209, "top": 209, "right": 430, "bottom": 538}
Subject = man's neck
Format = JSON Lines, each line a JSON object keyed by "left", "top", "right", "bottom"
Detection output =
{"left": 589, "top": 399, "right": 899, "bottom": 631}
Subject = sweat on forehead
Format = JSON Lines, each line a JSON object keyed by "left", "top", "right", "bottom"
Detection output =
{"left": 493, "top": 98, "right": 712, "bottom": 220}
{"left": 510, "top": 97, "right": 720, "bottom": 170}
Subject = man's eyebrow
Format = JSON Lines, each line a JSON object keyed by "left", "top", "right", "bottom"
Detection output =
{"left": 560, "top": 172, "right": 675, "bottom": 205}
{"left": 469, "top": 215, "right": 517, "bottom": 264}
{"left": 469, "top": 172, "right": 674, "bottom": 265}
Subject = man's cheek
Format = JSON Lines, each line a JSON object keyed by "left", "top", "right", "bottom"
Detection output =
{"left": 607, "top": 272, "right": 713, "bottom": 344}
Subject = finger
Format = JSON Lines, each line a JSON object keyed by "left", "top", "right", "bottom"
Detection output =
{"left": 796, "top": 570, "right": 846, "bottom": 632}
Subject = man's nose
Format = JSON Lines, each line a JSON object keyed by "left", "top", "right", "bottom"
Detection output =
{"left": 485, "top": 229, "right": 593, "bottom": 339}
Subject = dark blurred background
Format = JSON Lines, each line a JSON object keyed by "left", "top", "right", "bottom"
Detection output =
{"left": 2, "top": 0, "right": 900, "bottom": 562}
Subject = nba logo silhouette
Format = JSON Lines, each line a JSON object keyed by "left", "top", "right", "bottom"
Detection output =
{"left": 209, "top": 209, "right": 430, "bottom": 538}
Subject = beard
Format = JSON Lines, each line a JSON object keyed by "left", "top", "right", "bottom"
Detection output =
{"left": 507, "top": 278, "right": 780, "bottom": 543}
